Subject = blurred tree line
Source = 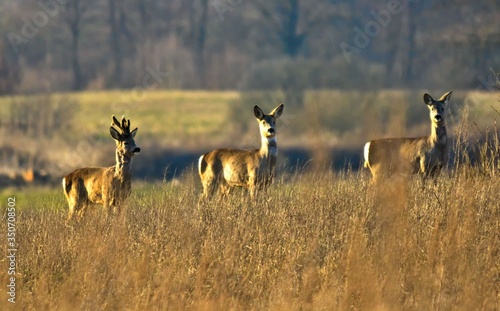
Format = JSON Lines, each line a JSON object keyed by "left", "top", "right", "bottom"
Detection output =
{"left": 0, "top": 0, "right": 499, "bottom": 95}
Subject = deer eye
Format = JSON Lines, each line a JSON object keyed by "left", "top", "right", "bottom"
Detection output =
{"left": 124, "top": 142, "right": 129, "bottom": 145}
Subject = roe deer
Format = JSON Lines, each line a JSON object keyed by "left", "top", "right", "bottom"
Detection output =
{"left": 198, "top": 104, "right": 284, "bottom": 200}
{"left": 363, "top": 91, "right": 452, "bottom": 181}
{"left": 62, "top": 116, "right": 140, "bottom": 220}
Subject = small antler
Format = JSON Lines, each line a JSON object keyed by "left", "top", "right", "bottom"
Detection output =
{"left": 121, "top": 117, "right": 125, "bottom": 130}
{"left": 112, "top": 115, "right": 121, "bottom": 129}
{"left": 111, "top": 115, "right": 132, "bottom": 136}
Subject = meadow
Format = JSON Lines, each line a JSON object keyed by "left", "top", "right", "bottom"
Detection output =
{"left": 1, "top": 89, "right": 498, "bottom": 150}
{"left": 1, "top": 167, "right": 499, "bottom": 310}
{"left": 1, "top": 89, "right": 499, "bottom": 179}
{"left": 0, "top": 90, "right": 499, "bottom": 310}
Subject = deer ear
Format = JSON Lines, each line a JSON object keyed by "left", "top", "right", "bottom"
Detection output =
{"left": 254, "top": 106, "right": 265, "bottom": 120}
{"left": 110, "top": 127, "right": 122, "bottom": 141}
{"left": 130, "top": 127, "right": 138, "bottom": 138}
{"left": 423, "top": 93, "right": 434, "bottom": 106}
{"left": 270, "top": 103, "right": 284, "bottom": 119}
{"left": 439, "top": 91, "right": 452, "bottom": 105}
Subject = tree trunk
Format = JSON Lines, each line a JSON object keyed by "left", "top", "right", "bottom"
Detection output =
{"left": 403, "top": 1, "right": 418, "bottom": 84}
{"left": 0, "top": 41, "right": 20, "bottom": 94}
{"left": 194, "top": 0, "right": 209, "bottom": 89}
{"left": 64, "top": 0, "right": 87, "bottom": 91}
{"left": 138, "top": 0, "right": 148, "bottom": 74}
{"left": 249, "top": 0, "right": 305, "bottom": 58}
{"left": 281, "top": 0, "right": 304, "bottom": 57}
{"left": 108, "top": 0, "right": 123, "bottom": 87}
{"left": 70, "top": 20, "right": 83, "bottom": 90}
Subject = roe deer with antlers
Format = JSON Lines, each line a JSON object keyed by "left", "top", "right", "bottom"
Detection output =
{"left": 363, "top": 91, "right": 452, "bottom": 181}
{"left": 198, "top": 104, "right": 284, "bottom": 200}
{"left": 62, "top": 116, "right": 140, "bottom": 220}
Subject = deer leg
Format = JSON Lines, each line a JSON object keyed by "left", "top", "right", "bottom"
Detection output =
{"left": 197, "top": 192, "right": 207, "bottom": 206}
{"left": 247, "top": 174, "right": 258, "bottom": 201}
{"left": 427, "top": 165, "right": 441, "bottom": 188}
{"left": 66, "top": 199, "right": 77, "bottom": 222}
{"left": 66, "top": 185, "right": 85, "bottom": 221}
{"left": 259, "top": 183, "right": 271, "bottom": 203}
{"left": 421, "top": 157, "right": 441, "bottom": 188}
{"left": 369, "top": 165, "right": 381, "bottom": 184}
{"left": 200, "top": 184, "right": 208, "bottom": 200}
{"left": 108, "top": 202, "right": 118, "bottom": 216}
{"left": 111, "top": 197, "right": 121, "bottom": 215}
{"left": 112, "top": 204, "right": 120, "bottom": 215}
{"left": 76, "top": 204, "right": 87, "bottom": 219}
{"left": 101, "top": 190, "right": 113, "bottom": 218}
{"left": 198, "top": 176, "right": 214, "bottom": 206}
{"left": 207, "top": 179, "right": 218, "bottom": 198}
{"left": 208, "top": 174, "right": 222, "bottom": 198}
{"left": 64, "top": 187, "right": 75, "bottom": 222}
{"left": 221, "top": 178, "right": 238, "bottom": 198}
{"left": 198, "top": 177, "right": 210, "bottom": 205}
{"left": 248, "top": 186, "right": 257, "bottom": 202}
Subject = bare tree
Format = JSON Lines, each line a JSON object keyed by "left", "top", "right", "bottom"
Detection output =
{"left": 108, "top": 0, "right": 123, "bottom": 87}
{"left": 249, "top": 0, "right": 305, "bottom": 57}
{"left": 0, "top": 41, "right": 20, "bottom": 94}
{"left": 402, "top": 0, "right": 424, "bottom": 84}
{"left": 186, "top": 0, "right": 209, "bottom": 88}
{"left": 108, "top": 0, "right": 134, "bottom": 87}
{"left": 62, "top": 0, "right": 94, "bottom": 91}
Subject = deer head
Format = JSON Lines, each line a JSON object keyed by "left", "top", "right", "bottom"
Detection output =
{"left": 423, "top": 91, "right": 452, "bottom": 126}
{"left": 254, "top": 104, "right": 284, "bottom": 139}
{"left": 110, "top": 115, "right": 140, "bottom": 160}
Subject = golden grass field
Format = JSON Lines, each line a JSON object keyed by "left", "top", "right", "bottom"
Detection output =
{"left": 0, "top": 167, "right": 499, "bottom": 310}
{"left": 0, "top": 90, "right": 499, "bottom": 310}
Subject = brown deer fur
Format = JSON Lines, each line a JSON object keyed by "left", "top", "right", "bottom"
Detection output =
{"left": 198, "top": 104, "right": 284, "bottom": 199}
{"left": 364, "top": 91, "right": 452, "bottom": 181}
{"left": 62, "top": 116, "right": 140, "bottom": 220}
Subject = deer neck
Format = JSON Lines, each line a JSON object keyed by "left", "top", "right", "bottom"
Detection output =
{"left": 115, "top": 150, "right": 132, "bottom": 181}
{"left": 429, "top": 122, "right": 447, "bottom": 146}
{"left": 259, "top": 136, "right": 278, "bottom": 162}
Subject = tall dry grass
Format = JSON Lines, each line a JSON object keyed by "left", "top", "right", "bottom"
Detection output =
{"left": 1, "top": 91, "right": 499, "bottom": 310}
{"left": 1, "top": 164, "right": 498, "bottom": 310}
